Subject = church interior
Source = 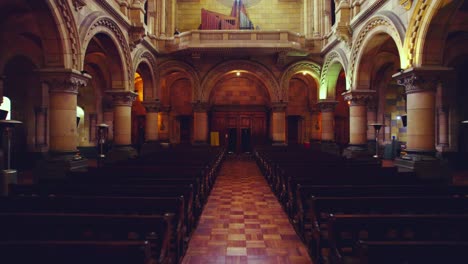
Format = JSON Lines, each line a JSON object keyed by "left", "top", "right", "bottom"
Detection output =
{"left": 1, "top": 0, "right": 468, "bottom": 263}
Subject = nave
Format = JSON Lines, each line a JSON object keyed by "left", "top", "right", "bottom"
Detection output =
{"left": 182, "top": 155, "right": 312, "bottom": 264}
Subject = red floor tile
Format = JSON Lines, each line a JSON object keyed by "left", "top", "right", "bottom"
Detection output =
{"left": 181, "top": 155, "right": 312, "bottom": 264}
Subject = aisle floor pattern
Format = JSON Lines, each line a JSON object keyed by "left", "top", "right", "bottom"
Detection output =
{"left": 181, "top": 155, "right": 312, "bottom": 264}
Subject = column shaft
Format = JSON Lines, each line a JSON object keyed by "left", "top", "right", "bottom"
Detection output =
{"left": 406, "top": 91, "right": 435, "bottom": 152}
{"left": 145, "top": 112, "right": 159, "bottom": 141}
{"left": 193, "top": 111, "right": 208, "bottom": 143}
{"left": 349, "top": 104, "right": 367, "bottom": 145}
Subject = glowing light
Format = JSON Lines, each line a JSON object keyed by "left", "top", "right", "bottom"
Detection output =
{"left": 0, "top": 97, "right": 11, "bottom": 120}
{"left": 396, "top": 115, "right": 401, "bottom": 120}
{"left": 236, "top": 71, "right": 241, "bottom": 76}
{"left": 302, "top": 71, "right": 307, "bottom": 76}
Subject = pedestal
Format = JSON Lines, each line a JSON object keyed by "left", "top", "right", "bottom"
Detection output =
{"left": 34, "top": 153, "right": 88, "bottom": 182}
{"left": 395, "top": 154, "right": 449, "bottom": 181}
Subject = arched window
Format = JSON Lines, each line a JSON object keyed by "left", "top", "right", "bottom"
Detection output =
{"left": 0, "top": 96, "right": 11, "bottom": 120}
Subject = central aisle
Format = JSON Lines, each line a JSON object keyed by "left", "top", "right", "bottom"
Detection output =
{"left": 182, "top": 155, "right": 312, "bottom": 264}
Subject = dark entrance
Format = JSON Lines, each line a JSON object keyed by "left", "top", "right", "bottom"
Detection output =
{"left": 227, "top": 128, "right": 237, "bottom": 153}
{"left": 241, "top": 128, "right": 251, "bottom": 153}
{"left": 179, "top": 116, "right": 191, "bottom": 143}
{"left": 287, "top": 116, "right": 300, "bottom": 145}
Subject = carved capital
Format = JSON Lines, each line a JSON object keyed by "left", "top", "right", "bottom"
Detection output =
{"left": 106, "top": 90, "right": 137, "bottom": 107}
{"left": 39, "top": 68, "right": 90, "bottom": 94}
{"left": 335, "top": 24, "right": 352, "bottom": 46}
{"left": 192, "top": 101, "right": 210, "bottom": 112}
{"left": 271, "top": 102, "right": 288, "bottom": 112}
{"left": 142, "top": 100, "right": 162, "bottom": 113}
{"left": 342, "top": 90, "right": 375, "bottom": 106}
{"left": 393, "top": 67, "right": 453, "bottom": 95}
{"left": 317, "top": 100, "right": 338, "bottom": 112}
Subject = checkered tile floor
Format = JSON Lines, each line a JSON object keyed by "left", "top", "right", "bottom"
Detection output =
{"left": 181, "top": 155, "right": 312, "bottom": 264}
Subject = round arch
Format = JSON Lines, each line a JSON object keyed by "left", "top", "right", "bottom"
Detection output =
{"left": 157, "top": 60, "right": 200, "bottom": 101}
{"left": 320, "top": 50, "right": 348, "bottom": 100}
{"left": 133, "top": 50, "right": 157, "bottom": 100}
{"left": 348, "top": 15, "right": 405, "bottom": 90}
{"left": 80, "top": 13, "right": 132, "bottom": 90}
{"left": 280, "top": 60, "right": 321, "bottom": 100}
{"left": 200, "top": 60, "right": 280, "bottom": 102}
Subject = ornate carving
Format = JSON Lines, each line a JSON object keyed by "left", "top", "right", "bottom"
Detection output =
{"left": 405, "top": 0, "right": 429, "bottom": 67}
{"left": 57, "top": 0, "right": 80, "bottom": 69}
{"left": 317, "top": 100, "right": 338, "bottom": 112}
{"left": 393, "top": 67, "right": 452, "bottom": 94}
{"left": 399, "top": 0, "right": 413, "bottom": 10}
{"left": 142, "top": 100, "right": 161, "bottom": 112}
{"left": 271, "top": 102, "right": 287, "bottom": 112}
{"left": 39, "top": 69, "right": 90, "bottom": 94}
{"left": 335, "top": 24, "right": 352, "bottom": 47}
{"left": 72, "top": 0, "right": 86, "bottom": 11}
{"left": 192, "top": 101, "right": 210, "bottom": 112}
{"left": 106, "top": 90, "right": 137, "bottom": 106}
{"left": 129, "top": 25, "right": 146, "bottom": 51}
{"left": 342, "top": 90, "right": 375, "bottom": 106}
{"left": 320, "top": 51, "right": 340, "bottom": 90}
{"left": 85, "top": 17, "right": 133, "bottom": 89}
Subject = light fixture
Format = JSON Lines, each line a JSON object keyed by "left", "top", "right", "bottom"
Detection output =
{"left": 302, "top": 71, "right": 307, "bottom": 76}
{"left": 462, "top": 120, "right": 468, "bottom": 124}
{"left": 236, "top": 71, "right": 241, "bottom": 76}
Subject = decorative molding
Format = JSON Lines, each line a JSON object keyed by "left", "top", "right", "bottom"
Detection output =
{"left": 405, "top": 0, "right": 429, "bottom": 67}
{"left": 271, "top": 102, "right": 288, "bottom": 112}
{"left": 399, "top": 0, "right": 413, "bottom": 10}
{"left": 320, "top": 51, "right": 340, "bottom": 90}
{"left": 39, "top": 68, "right": 90, "bottom": 94}
{"left": 129, "top": 25, "right": 146, "bottom": 51}
{"left": 350, "top": 0, "right": 387, "bottom": 29}
{"left": 192, "top": 101, "right": 210, "bottom": 112}
{"left": 106, "top": 90, "right": 137, "bottom": 106}
{"left": 142, "top": 100, "right": 162, "bottom": 112}
{"left": 342, "top": 90, "right": 375, "bottom": 106}
{"left": 56, "top": 0, "right": 80, "bottom": 69}
{"left": 393, "top": 67, "right": 453, "bottom": 94}
{"left": 317, "top": 100, "right": 338, "bottom": 112}
{"left": 72, "top": 0, "right": 86, "bottom": 11}
{"left": 95, "top": 0, "right": 131, "bottom": 28}
{"left": 335, "top": 24, "right": 353, "bottom": 47}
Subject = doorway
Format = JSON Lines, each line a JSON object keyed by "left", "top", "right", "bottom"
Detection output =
{"left": 287, "top": 116, "right": 300, "bottom": 145}
{"left": 179, "top": 116, "right": 191, "bottom": 144}
{"left": 241, "top": 128, "right": 251, "bottom": 153}
{"left": 228, "top": 128, "right": 237, "bottom": 153}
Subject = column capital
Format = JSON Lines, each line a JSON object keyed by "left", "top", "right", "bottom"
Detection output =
{"left": 142, "top": 99, "right": 162, "bottom": 113}
{"left": 342, "top": 90, "right": 375, "bottom": 106}
{"left": 39, "top": 68, "right": 91, "bottom": 94}
{"left": 106, "top": 90, "right": 137, "bottom": 107}
{"left": 192, "top": 101, "right": 210, "bottom": 112}
{"left": 392, "top": 66, "right": 453, "bottom": 94}
{"left": 271, "top": 101, "right": 287, "bottom": 112}
{"left": 317, "top": 100, "right": 338, "bottom": 112}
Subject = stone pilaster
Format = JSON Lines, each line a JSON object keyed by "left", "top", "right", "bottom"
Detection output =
{"left": 34, "top": 68, "right": 90, "bottom": 180}
{"left": 393, "top": 66, "right": 452, "bottom": 179}
{"left": 271, "top": 102, "right": 287, "bottom": 146}
{"left": 158, "top": 105, "right": 171, "bottom": 142}
{"left": 192, "top": 101, "right": 210, "bottom": 145}
{"left": 437, "top": 106, "right": 450, "bottom": 152}
{"left": 318, "top": 100, "right": 339, "bottom": 155}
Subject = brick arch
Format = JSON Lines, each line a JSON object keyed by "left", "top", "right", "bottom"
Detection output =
{"left": 280, "top": 60, "right": 321, "bottom": 100}
{"left": 80, "top": 13, "right": 133, "bottom": 90}
{"left": 200, "top": 60, "right": 280, "bottom": 102}
{"left": 133, "top": 49, "right": 158, "bottom": 100}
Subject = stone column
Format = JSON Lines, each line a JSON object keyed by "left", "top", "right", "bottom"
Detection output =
{"left": 437, "top": 106, "right": 449, "bottom": 151}
{"left": 105, "top": 90, "right": 138, "bottom": 162}
{"left": 34, "top": 107, "right": 48, "bottom": 151}
{"left": 142, "top": 100, "right": 161, "bottom": 142}
{"left": 271, "top": 102, "right": 287, "bottom": 146}
{"left": 311, "top": 109, "right": 321, "bottom": 142}
{"left": 35, "top": 69, "right": 90, "bottom": 180}
{"left": 342, "top": 90, "right": 375, "bottom": 158}
{"left": 393, "top": 67, "right": 452, "bottom": 179}
{"left": 318, "top": 100, "right": 338, "bottom": 142}
{"left": 366, "top": 101, "right": 377, "bottom": 142}
{"left": 158, "top": 106, "right": 171, "bottom": 142}
{"left": 193, "top": 101, "right": 209, "bottom": 145}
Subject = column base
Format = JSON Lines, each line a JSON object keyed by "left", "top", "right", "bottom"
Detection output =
{"left": 105, "top": 145, "right": 138, "bottom": 164}
{"left": 320, "top": 141, "right": 340, "bottom": 155}
{"left": 34, "top": 152, "right": 88, "bottom": 182}
{"left": 395, "top": 153, "right": 449, "bottom": 181}
{"left": 342, "top": 145, "right": 370, "bottom": 159}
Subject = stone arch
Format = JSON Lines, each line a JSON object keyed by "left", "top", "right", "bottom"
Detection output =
{"left": 320, "top": 49, "right": 348, "bottom": 100}
{"left": 157, "top": 60, "right": 200, "bottom": 101}
{"left": 200, "top": 60, "right": 280, "bottom": 102}
{"left": 280, "top": 60, "right": 321, "bottom": 100}
{"left": 133, "top": 49, "right": 158, "bottom": 100}
{"left": 80, "top": 13, "right": 133, "bottom": 90}
{"left": 348, "top": 15, "right": 405, "bottom": 90}
{"left": 408, "top": 0, "right": 464, "bottom": 67}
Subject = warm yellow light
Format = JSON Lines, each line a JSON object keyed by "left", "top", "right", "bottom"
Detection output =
{"left": 302, "top": 71, "right": 307, "bottom": 76}
{"left": 236, "top": 71, "right": 241, "bottom": 76}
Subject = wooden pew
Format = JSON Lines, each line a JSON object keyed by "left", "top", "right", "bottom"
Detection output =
{"left": 0, "top": 196, "right": 186, "bottom": 260}
{"left": 0, "top": 240, "right": 155, "bottom": 264}
{"left": 0, "top": 212, "right": 177, "bottom": 263}
{"left": 327, "top": 214, "right": 468, "bottom": 264}
{"left": 355, "top": 240, "right": 468, "bottom": 264}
